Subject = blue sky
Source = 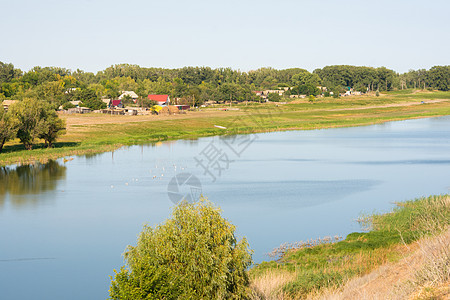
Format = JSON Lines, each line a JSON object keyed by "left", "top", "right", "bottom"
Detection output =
{"left": 0, "top": 0, "right": 449, "bottom": 73}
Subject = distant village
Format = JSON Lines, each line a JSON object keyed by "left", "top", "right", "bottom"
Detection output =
{"left": 2, "top": 87, "right": 364, "bottom": 115}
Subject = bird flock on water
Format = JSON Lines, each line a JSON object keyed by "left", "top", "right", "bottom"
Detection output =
{"left": 110, "top": 161, "right": 187, "bottom": 188}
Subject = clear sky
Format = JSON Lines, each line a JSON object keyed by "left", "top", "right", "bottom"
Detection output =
{"left": 0, "top": 0, "right": 449, "bottom": 73}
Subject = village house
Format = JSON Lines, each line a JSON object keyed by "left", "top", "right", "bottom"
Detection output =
{"left": 119, "top": 91, "right": 139, "bottom": 103}
{"left": 70, "top": 100, "right": 81, "bottom": 107}
{"left": 124, "top": 107, "right": 138, "bottom": 115}
{"left": 66, "top": 107, "right": 91, "bottom": 114}
{"left": 102, "top": 99, "right": 112, "bottom": 108}
{"left": 148, "top": 94, "right": 170, "bottom": 106}
{"left": 2, "top": 100, "right": 18, "bottom": 111}
{"left": 174, "top": 105, "right": 190, "bottom": 111}
{"left": 111, "top": 99, "right": 124, "bottom": 108}
{"left": 263, "top": 89, "right": 285, "bottom": 96}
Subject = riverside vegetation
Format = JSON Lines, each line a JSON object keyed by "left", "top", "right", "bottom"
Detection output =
{"left": 109, "top": 198, "right": 253, "bottom": 299}
{"left": 109, "top": 195, "right": 449, "bottom": 299}
{"left": 250, "top": 194, "right": 450, "bottom": 299}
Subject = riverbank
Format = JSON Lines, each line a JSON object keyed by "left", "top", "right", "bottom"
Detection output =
{"left": 1, "top": 90, "right": 450, "bottom": 166}
{"left": 249, "top": 194, "right": 450, "bottom": 299}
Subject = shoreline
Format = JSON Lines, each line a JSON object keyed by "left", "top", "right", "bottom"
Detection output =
{"left": 250, "top": 194, "right": 450, "bottom": 299}
{"left": 1, "top": 94, "right": 450, "bottom": 167}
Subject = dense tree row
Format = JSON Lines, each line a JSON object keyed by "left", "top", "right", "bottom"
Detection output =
{"left": 1, "top": 62, "right": 449, "bottom": 108}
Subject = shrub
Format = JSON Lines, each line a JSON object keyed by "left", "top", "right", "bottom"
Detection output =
{"left": 62, "top": 102, "right": 75, "bottom": 110}
{"left": 268, "top": 92, "right": 281, "bottom": 102}
{"left": 109, "top": 198, "right": 253, "bottom": 299}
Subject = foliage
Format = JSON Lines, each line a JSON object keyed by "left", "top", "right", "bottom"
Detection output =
{"left": 292, "top": 70, "right": 321, "bottom": 87}
{"left": 120, "top": 94, "right": 134, "bottom": 106}
{"left": 109, "top": 198, "right": 253, "bottom": 299}
{"left": 426, "top": 66, "right": 450, "bottom": 91}
{"left": 291, "top": 84, "right": 320, "bottom": 96}
{"left": 36, "top": 102, "right": 66, "bottom": 147}
{"left": 62, "top": 102, "right": 76, "bottom": 110}
{"left": 8, "top": 98, "right": 43, "bottom": 150}
{"left": 0, "top": 108, "right": 17, "bottom": 153}
{"left": 251, "top": 194, "right": 450, "bottom": 298}
{"left": 137, "top": 98, "right": 156, "bottom": 108}
{"left": 267, "top": 92, "right": 281, "bottom": 102}
{"left": 314, "top": 65, "right": 397, "bottom": 92}
{"left": 6, "top": 98, "right": 66, "bottom": 150}
{"left": 1, "top": 62, "right": 449, "bottom": 107}
{"left": 79, "top": 88, "right": 106, "bottom": 110}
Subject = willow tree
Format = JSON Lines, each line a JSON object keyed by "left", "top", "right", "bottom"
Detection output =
{"left": 109, "top": 198, "right": 253, "bottom": 299}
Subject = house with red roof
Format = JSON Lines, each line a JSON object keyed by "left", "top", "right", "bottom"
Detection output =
{"left": 148, "top": 94, "right": 170, "bottom": 106}
{"left": 111, "top": 99, "right": 124, "bottom": 108}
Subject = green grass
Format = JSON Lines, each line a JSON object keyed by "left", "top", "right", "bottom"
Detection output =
{"left": 1, "top": 90, "right": 450, "bottom": 166}
{"left": 250, "top": 195, "right": 450, "bottom": 298}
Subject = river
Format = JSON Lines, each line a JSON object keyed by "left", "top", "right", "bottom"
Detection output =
{"left": 1, "top": 116, "right": 450, "bottom": 299}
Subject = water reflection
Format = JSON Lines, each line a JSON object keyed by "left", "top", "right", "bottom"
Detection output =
{"left": 0, "top": 160, "right": 66, "bottom": 209}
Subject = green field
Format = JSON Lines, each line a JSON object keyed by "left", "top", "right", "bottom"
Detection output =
{"left": 1, "top": 90, "right": 450, "bottom": 166}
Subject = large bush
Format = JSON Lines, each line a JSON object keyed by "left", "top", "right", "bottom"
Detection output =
{"left": 109, "top": 198, "right": 253, "bottom": 299}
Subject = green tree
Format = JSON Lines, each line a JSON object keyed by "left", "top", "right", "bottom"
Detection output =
{"left": 109, "top": 198, "right": 253, "bottom": 299}
{"left": 291, "top": 84, "right": 320, "bottom": 96}
{"left": 8, "top": 98, "right": 43, "bottom": 150}
{"left": 62, "top": 101, "right": 76, "bottom": 110}
{"left": 37, "top": 103, "right": 66, "bottom": 148}
{"left": 292, "top": 70, "right": 321, "bottom": 87}
{"left": 79, "top": 88, "right": 106, "bottom": 110}
{"left": 121, "top": 94, "right": 134, "bottom": 106}
{"left": 0, "top": 62, "right": 16, "bottom": 83}
{"left": 137, "top": 98, "right": 156, "bottom": 108}
{"left": 0, "top": 108, "right": 17, "bottom": 153}
{"left": 268, "top": 92, "right": 281, "bottom": 102}
{"left": 426, "top": 66, "right": 450, "bottom": 91}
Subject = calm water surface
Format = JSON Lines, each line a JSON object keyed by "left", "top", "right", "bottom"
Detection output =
{"left": 1, "top": 116, "right": 450, "bottom": 299}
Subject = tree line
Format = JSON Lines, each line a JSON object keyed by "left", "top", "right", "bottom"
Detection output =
{"left": 1, "top": 62, "right": 449, "bottom": 109}
{"left": 0, "top": 98, "right": 66, "bottom": 152}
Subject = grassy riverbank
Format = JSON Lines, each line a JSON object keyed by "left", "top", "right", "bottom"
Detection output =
{"left": 250, "top": 194, "right": 450, "bottom": 299}
{"left": 1, "top": 90, "right": 450, "bottom": 166}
